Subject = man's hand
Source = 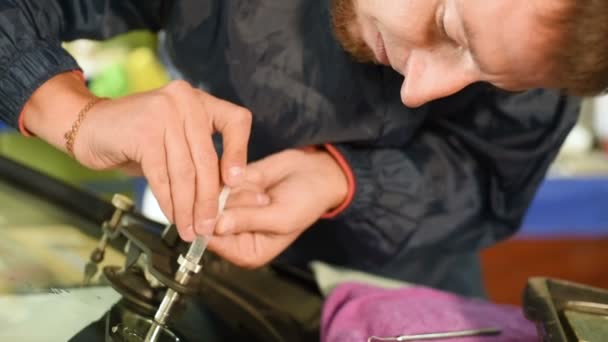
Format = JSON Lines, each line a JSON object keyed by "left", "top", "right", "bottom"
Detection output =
{"left": 24, "top": 75, "right": 251, "bottom": 241}
{"left": 208, "top": 148, "right": 348, "bottom": 268}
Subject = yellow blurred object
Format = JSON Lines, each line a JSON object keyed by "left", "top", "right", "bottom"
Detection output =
{"left": 125, "top": 47, "right": 170, "bottom": 93}
{"left": 63, "top": 31, "right": 159, "bottom": 80}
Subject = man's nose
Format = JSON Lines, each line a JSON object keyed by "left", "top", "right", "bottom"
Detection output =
{"left": 399, "top": 53, "right": 478, "bottom": 108}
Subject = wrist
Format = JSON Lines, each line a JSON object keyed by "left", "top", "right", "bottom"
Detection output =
{"left": 22, "top": 71, "right": 97, "bottom": 152}
{"left": 308, "top": 146, "right": 350, "bottom": 214}
{"left": 320, "top": 144, "right": 356, "bottom": 219}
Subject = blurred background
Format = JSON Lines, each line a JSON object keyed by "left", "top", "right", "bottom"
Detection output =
{"left": 0, "top": 31, "right": 606, "bottom": 305}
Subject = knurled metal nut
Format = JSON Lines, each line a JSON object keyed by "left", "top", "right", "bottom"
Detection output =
{"left": 177, "top": 254, "right": 202, "bottom": 274}
{"left": 112, "top": 194, "right": 134, "bottom": 211}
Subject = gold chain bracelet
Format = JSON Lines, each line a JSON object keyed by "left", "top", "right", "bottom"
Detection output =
{"left": 64, "top": 97, "right": 108, "bottom": 157}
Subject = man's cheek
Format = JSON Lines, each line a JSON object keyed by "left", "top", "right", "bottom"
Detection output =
{"left": 331, "top": 0, "right": 375, "bottom": 62}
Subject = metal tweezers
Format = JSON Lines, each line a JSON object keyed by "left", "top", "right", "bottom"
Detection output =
{"left": 367, "top": 327, "right": 501, "bottom": 341}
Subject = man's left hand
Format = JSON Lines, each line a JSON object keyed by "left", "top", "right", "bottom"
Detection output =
{"left": 208, "top": 148, "right": 348, "bottom": 268}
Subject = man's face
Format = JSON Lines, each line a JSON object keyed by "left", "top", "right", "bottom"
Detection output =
{"left": 331, "top": 0, "right": 562, "bottom": 107}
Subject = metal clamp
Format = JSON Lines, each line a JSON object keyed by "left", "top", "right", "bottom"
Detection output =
{"left": 84, "top": 194, "right": 134, "bottom": 284}
{"left": 103, "top": 194, "right": 135, "bottom": 238}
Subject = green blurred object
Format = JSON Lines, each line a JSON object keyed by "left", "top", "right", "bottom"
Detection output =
{"left": 0, "top": 133, "right": 135, "bottom": 200}
{"left": 75, "top": 33, "right": 169, "bottom": 98}
{"left": 89, "top": 63, "right": 129, "bottom": 99}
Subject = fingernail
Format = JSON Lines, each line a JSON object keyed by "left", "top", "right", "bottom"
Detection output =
{"left": 181, "top": 225, "right": 195, "bottom": 242}
{"left": 218, "top": 215, "right": 235, "bottom": 234}
{"left": 257, "top": 193, "right": 270, "bottom": 205}
{"left": 195, "top": 219, "right": 216, "bottom": 235}
{"left": 229, "top": 167, "right": 244, "bottom": 183}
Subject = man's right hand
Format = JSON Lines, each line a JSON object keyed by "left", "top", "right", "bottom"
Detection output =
{"left": 23, "top": 73, "right": 252, "bottom": 241}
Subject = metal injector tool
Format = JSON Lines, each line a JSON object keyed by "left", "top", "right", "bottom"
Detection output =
{"left": 144, "top": 186, "right": 231, "bottom": 342}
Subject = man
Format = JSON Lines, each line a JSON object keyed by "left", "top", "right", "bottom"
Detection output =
{"left": 331, "top": 0, "right": 608, "bottom": 106}
{"left": 0, "top": 0, "right": 597, "bottom": 296}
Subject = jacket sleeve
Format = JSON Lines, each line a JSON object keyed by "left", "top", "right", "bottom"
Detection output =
{"left": 0, "top": 0, "right": 168, "bottom": 127}
{"left": 327, "top": 88, "right": 580, "bottom": 266}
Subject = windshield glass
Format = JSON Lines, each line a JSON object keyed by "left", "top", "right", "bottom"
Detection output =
{"left": 0, "top": 177, "right": 125, "bottom": 341}
{"left": 0, "top": 158, "right": 316, "bottom": 342}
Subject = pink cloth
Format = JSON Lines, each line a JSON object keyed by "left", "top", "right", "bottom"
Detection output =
{"left": 321, "top": 283, "right": 537, "bottom": 342}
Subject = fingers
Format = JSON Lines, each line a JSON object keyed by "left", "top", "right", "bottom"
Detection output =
{"left": 130, "top": 81, "right": 256, "bottom": 241}
{"left": 199, "top": 91, "right": 252, "bottom": 187}
{"left": 208, "top": 233, "right": 263, "bottom": 268}
{"left": 164, "top": 118, "right": 200, "bottom": 240}
{"left": 141, "top": 147, "right": 196, "bottom": 240}
{"left": 244, "top": 166, "right": 264, "bottom": 185}
{"left": 215, "top": 205, "right": 287, "bottom": 235}
{"left": 216, "top": 189, "right": 272, "bottom": 235}
{"left": 154, "top": 80, "right": 220, "bottom": 239}
{"left": 242, "top": 150, "right": 297, "bottom": 188}
{"left": 183, "top": 93, "right": 220, "bottom": 236}
{"left": 208, "top": 232, "right": 300, "bottom": 269}
{"left": 225, "top": 189, "right": 270, "bottom": 208}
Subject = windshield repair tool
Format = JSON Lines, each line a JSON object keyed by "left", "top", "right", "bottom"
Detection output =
{"left": 144, "top": 186, "right": 231, "bottom": 342}
{"left": 367, "top": 327, "right": 501, "bottom": 341}
{"left": 84, "top": 194, "right": 135, "bottom": 285}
